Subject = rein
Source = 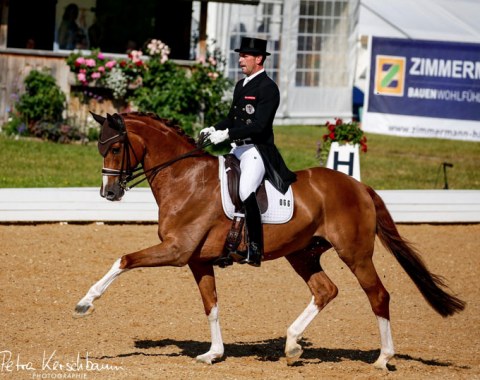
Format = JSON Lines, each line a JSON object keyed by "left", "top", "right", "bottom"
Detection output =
{"left": 102, "top": 123, "right": 212, "bottom": 191}
{"left": 125, "top": 142, "right": 211, "bottom": 190}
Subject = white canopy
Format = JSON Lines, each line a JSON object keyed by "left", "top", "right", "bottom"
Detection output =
{"left": 359, "top": 0, "right": 480, "bottom": 43}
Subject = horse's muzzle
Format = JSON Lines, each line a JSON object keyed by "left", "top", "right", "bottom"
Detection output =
{"left": 100, "top": 182, "right": 124, "bottom": 201}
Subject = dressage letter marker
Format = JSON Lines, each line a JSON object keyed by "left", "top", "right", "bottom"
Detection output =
{"left": 326, "top": 142, "right": 361, "bottom": 181}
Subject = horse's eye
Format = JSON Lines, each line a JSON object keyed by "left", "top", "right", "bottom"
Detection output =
{"left": 111, "top": 147, "right": 121, "bottom": 155}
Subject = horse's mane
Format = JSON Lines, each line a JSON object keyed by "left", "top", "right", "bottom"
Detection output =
{"left": 123, "top": 111, "right": 198, "bottom": 147}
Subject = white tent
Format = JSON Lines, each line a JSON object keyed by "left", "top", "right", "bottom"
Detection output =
{"left": 359, "top": 0, "right": 480, "bottom": 43}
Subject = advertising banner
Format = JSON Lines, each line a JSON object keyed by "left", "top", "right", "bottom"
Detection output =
{"left": 363, "top": 37, "right": 480, "bottom": 141}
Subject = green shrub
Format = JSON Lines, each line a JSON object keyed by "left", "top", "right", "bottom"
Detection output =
{"left": 16, "top": 69, "right": 66, "bottom": 125}
{"left": 1, "top": 69, "right": 94, "bottom": 143}
{"left": 132, "top": 60, "right": 198, "bottom": 135}
{"left": 131, "top": 60, "right": 232, "bottom": 136}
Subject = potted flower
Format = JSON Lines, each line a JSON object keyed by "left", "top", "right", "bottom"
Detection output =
{"left": 66, "top": 49, "right": 147, "bottom": 100}
{"left": 319, "top": 118, "right": 367, "bottom": 166}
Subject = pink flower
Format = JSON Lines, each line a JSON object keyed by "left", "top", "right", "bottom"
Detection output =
{"left": 98, "top": 66, "right": 105, "bottom": 72}
{"left": 129, "top": 50, "right": 143, "bottom": 63}
{"left": 75, "top": 57, "right": 86, "bottom": 65}
{"left": 97, "top": 52, "right": 105, "bottom": 60}
{"left": 77, "top": 73, "right": 86, "bottom": 82}
{"left": 85, "top": 58, "right": 96, "bottom": 67}
{"left": 105, "top": 60, "right": 117, "bottom": 69}
{"left": 91, "top": 72, "right": 101, "bottom": 79}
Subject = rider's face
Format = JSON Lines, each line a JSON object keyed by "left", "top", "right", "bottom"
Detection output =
{"left": 239, "top": 53, "right": 263, "bottom": 77}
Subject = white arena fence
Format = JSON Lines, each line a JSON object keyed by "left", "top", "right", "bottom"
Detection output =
{"left": 0, "top": 188, "right": 479, "bottom": 223}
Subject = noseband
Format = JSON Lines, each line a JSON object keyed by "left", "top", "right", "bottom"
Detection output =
{"left": 100, "top": 114, "right": 212, "bottom": 190}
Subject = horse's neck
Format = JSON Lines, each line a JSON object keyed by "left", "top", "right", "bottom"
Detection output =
{"left": 142, "top": 137, "right": 197, "bottom": 170}
{"left": 138, "top": 129, "right": 217, "bottom": 188}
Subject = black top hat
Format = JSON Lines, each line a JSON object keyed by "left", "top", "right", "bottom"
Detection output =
{"left": 234, "top": 37, "right": 271, "bottom": 56}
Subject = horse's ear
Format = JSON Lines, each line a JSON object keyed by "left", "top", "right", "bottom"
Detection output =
{"left": 90, "top": 112, "right": 106, "bottom": 126}
{"left": 106, "top": 113, "right": 119, "bottom": 130}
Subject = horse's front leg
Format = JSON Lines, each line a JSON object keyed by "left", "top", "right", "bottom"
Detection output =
{"left": 189, "top": 260, "right": 224, "bottom": 364}
{"left": 74, "top": 258, "right": 127, "bottom": 317}
{"left": 74, "top": 238, "right": 192, "bottom": 318}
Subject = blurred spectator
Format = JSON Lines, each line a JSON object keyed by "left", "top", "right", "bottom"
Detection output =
{"left": 58, "top": 3, "right": 88, "bottom": 49}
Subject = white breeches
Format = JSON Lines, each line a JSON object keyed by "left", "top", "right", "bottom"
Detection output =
{"left": 231, "top": 144, "right": 265, "bottom": 201}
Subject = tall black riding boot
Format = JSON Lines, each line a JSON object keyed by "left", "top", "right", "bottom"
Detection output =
{"left": 241, "top": 192, "right": 263, "bottom": 267}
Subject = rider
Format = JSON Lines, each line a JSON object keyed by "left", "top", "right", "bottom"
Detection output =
{"left": 201, "top": 37, "right": 296, "bottom": 267}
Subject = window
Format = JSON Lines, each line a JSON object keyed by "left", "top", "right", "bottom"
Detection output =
{"left": 227, "top": 0, "right": 283, "bottom": 83}
{"left": 296, "top": 0, "right": 350, "bottom": 87}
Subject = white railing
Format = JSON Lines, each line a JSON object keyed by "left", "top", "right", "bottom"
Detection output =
{"left": 0, "top": 188, "right": 479, "bottom": 223}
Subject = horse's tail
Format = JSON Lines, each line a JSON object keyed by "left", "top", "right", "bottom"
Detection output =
{"left": 366, "top": 187, "right": 466, "bottom": 317}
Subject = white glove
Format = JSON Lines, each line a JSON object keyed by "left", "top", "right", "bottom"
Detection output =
{"left": 199, "top": 126, "right": 215, "bottom": 136}
{"left": 209, "top": 129, "right": 229, "bottom": 144}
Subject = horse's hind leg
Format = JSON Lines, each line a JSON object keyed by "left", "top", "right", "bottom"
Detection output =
{"left": 284, "top": 248, "right": 338, "bottom": 365}
{"left": 341, "top": 251, "right": 394, "bottom": 370}
{"left": 74, "top": 258, "right": 127, "bottom": 317}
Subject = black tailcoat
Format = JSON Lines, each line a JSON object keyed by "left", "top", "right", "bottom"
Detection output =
{"left": 214, "top": 72, "right": 297, "bottom": 194}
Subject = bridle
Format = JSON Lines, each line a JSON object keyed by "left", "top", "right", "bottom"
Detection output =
{"left": 100, "top": 114, "right": 212, "bottom": 191}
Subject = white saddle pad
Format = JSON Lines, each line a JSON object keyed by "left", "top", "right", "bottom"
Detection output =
{"left": 218, "top": 156, "right": 294, "bottom": 224}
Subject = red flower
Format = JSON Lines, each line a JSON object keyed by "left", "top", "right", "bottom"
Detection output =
{"left": 328, "top": 124, "right": 335, "bottom": 132}
{"left": 329, "top": 132, "right": 335, "bottom": 140}
{"left": 335, "top": 118, "right": 343, "bottom": 126}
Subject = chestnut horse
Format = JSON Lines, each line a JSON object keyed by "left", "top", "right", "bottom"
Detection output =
{"left": 74, "top": 112, "right": 465, "bottom": 369}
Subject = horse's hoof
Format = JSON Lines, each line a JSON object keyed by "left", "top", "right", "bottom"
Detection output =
{"left": 195, "top": 352, "right": 222, "bottom": 365}
{"left": 285, "top": 345, "right": 303, "bottom": 366}
{"left": 195, "top": 356, "right": 213, "bottom": 365}
{"left": 73, "top": 303, "right": 94, "bottom": 318}
{"left": 373, "top": 351, "right": 393, "bottom": 370}
{"left": 373, "top": 358, "right": 389, "bottom": 370}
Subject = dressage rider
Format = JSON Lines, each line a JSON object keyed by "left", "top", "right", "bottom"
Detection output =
{"left": 201, "top": 37, "right": 297, "bottom": 267}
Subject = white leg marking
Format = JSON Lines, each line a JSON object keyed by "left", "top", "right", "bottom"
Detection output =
{"left": 285, "top": 297, "right": 319, "bottom": 365}
{"left": 196, "top": 305, "right": 224, "bottom": 364}
{"left": 74, "top": 258, "right": 127, "bottom": 317}
{"left": 373, "top": 316, "right": 395, "bottom": 370}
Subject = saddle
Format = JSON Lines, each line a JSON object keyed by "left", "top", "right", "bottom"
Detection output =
{"left": 216, "top": 154, "right": 294, "bottom": 267}
{"left": 224, "top": 154, "right": 268, "bottom": 214}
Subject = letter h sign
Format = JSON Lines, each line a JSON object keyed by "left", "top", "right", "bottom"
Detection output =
{"left": 326, "top": 142, "right": 361, "bottom": 181}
